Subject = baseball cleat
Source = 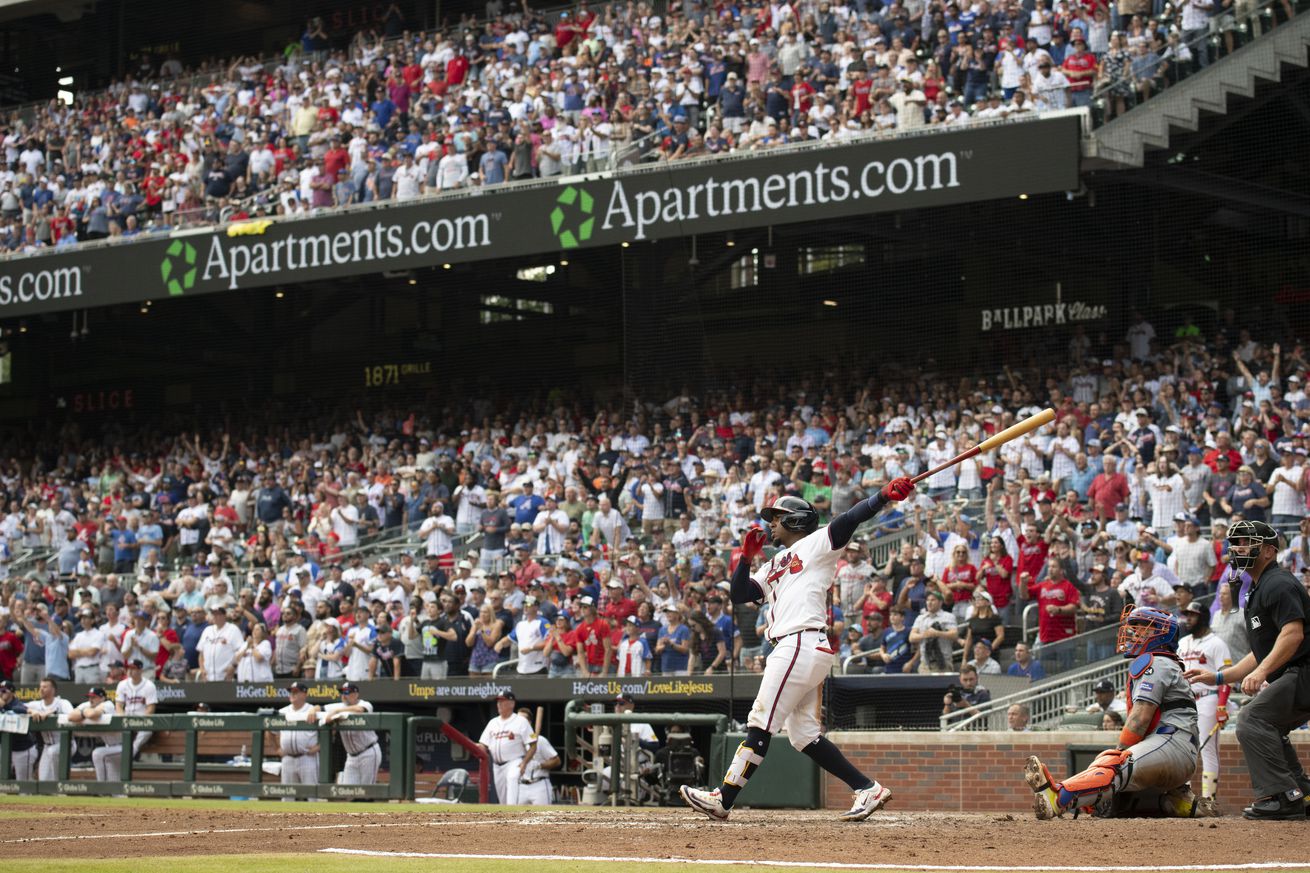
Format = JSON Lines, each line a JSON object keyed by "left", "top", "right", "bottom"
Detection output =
{"left": 839, "top": 782, "right": 892, "bottom": 821}
{"left": 1024, "top": 755, "right": 1064, "bottom": 820}
{"left": 680, "top": 785, "right": 730, "bottom": 821}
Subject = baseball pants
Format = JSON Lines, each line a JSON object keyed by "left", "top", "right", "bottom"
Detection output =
{"left": 747, "top": 630, "right": 833, "bottom": 750}
{"left": 1125, "top": 728, "right": 1199, "bottom": 793}
{"left": 280, "top": 753, "right": 319, "bottom": 801}
{"left": 341, "top": 745, "right": 381, "bottom": 784}
{"left": 518, "top": 776, "right": 552, "bottom": 805}
{"left": 1236, "top": 666, "right": 1310, "bottom": 799}
{"left": 493, "top": 758, "right": 524, "bottom": 804}
{"left": 38, "top": 743, "right": 61, "bottom": 781}
{"left": 91, "top": 732, "right": 152, "bottom": 782}
{"left": 9, "top": 746, "right": 37, "bottom": 780}
{"left": 1195, "top": 693, "right": 1222, "bottom": 796}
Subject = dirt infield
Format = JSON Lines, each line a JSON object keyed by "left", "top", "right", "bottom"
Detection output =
{"left": 1, "top": 800, "right": 1308, "bottom": 868}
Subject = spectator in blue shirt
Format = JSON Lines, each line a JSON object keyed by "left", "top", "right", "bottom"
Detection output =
{"left": 181, "top": 607, "right": 209, "bottom": 670}
{"left": 479, "top": 142, "right": 508, "bottom": 185}
{"left": 109, "top": 519, "right": 137, "bottom": 574}
{"left": 656, "top": 606, "right": 692, "bottom": 674}
{"left": 137, "top": 511, "right": 164, "bottom": 568}
{"left": 879, "top": 608, "right": 915, "bottom": 673}
{"left": 510, "top": 482, "right": 545, "bottom": 525}
{"left": 1006, "top": 642, "right": 1047, "bottom": 680}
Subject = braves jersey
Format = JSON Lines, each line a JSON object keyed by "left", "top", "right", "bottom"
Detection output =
{"left": 615, "top": 635, "right": 651, "bottom": 676}
{"left": 750, "top": 526, "right": 842, "bottom": 640}
{"left": 324, "top": 699, "right": 377, "bottom": 754}
{"left": 1177, "top": 632, "right": 1232, "bottom": 696}
{"left": 26, "top": 695, "right": 72, "bottom": 743}
{"left": 113, "top": 678, "right": 157, "bottom": 715}
{"left": 479, "top": 713, "right": 536, "bottom": 765}
{"left": 1127, "top": 653, "right": 1197, "bottom": 734}
{"left": 277, "top": 701, "right": 318, "bottom": 756}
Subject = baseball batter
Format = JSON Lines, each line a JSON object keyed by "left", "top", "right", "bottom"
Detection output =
{"left": 1024, "top": 606, "right": 1214, "bottom": 818}
{"left": 478, "top": 690, "right": 536, "bottom": 805}
{"left": 682, "top": 479, "right": 915, "bottom": 822}
{"left": 1177, "top": 602, "right": 1232, "bottom": 800}
{"left": 25, "top": 677, "right": 73, "bottom": 781}
{"left": 516, "top": 709, "right": 560, "bottom": 806}
{"left": 0, "top": 680, "right": 36, "bottom": 780}
{"left": 323, "top": 681, "right": 381, "bottom": 785}
{"left": 93, "top": 658, "right": 157, "bottom": 782}
{"left": 277, "top": 681, "right": 321, "bottom": 798}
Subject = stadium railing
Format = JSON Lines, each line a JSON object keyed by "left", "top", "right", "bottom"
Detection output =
{"left": 1090, "top": 0, "right": 1304, "bottom": 123}
{"left": 939, "top": 658, "right": 1130, "bottom": 731}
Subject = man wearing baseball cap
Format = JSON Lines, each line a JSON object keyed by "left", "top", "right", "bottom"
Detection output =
{"left": 92, "top": 658, "right": 158, "bottom": 782}
{"left": 322, "top": 682, "right": 381, "bottom": 786}
{"left": 478, "top": 691, "right": 537, "bottom": 804}
{"left": 0, "top": 680, "right": 37, "bottom": 780}
{"left": 277, "top": 681, "right": 321, "bottom": 799}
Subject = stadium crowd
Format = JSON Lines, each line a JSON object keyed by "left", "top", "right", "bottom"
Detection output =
{"left": 0, "top": 307, "right": 1306, "bottom": 690}
{"left": 0, "top": 0, "right": 1299, "bottom": 254}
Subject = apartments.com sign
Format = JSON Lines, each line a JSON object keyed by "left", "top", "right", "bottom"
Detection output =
{"left": 0, "top": 116, "right": 1079, "bottom": 317}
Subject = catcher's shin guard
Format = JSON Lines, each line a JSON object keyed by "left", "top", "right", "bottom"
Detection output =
{"left": 1056, "top": 748, "right": 1133, "bottom": 811}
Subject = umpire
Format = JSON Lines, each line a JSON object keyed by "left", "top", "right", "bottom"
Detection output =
{"left": 1188, "top": 520, "right": 1310, "bottom": 820}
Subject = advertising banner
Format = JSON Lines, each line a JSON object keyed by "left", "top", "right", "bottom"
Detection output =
{"left": 0, "top": 116, "right": 1081, "bottom": 318}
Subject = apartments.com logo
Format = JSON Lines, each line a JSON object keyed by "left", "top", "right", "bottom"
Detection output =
{"left": 0, "top": 264, "right": 83, "bottom": 306}
{"left": 550, "top": 185, "right": 595, "bottom": 249}
{"left": 161, "top": 240, "right": 198, "bottom": 295}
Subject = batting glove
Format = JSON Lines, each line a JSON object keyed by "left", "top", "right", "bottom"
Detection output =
{"left": 881, "top": 477, "right": 915, "bottom": 502}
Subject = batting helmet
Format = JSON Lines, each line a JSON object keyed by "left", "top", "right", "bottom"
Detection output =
{"left": 1117, "top": 605, "right": 1179, "bottom": 658}
{"left": 760, "top": 496, "right": 820, "bottom": 534}
{"left": 1182, "top": 600, "right": 1211, "bottom": 634}
{"left": 1226, "top": 519, "right": 1280, "bottom": 572}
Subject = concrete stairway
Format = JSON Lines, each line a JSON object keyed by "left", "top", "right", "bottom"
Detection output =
{"left": 1086, "top": 11, "right": 1310, "bottom": 167}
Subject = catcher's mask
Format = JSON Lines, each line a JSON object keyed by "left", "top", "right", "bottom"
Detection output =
{"left": 1118, "top": 605, "right": 1179, "bottom": 658}
{"left": 1225, "top": 519, "right": 1280, "bottom": 573}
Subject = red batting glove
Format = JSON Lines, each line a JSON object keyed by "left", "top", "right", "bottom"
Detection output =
{"left": 881, "top": 476, "right": 915, "bottom": 502}
{"left": 741, "top": 528, "right": 768, "bottom": 561}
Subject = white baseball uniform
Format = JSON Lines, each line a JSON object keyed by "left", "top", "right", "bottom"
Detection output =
{"left": 1177, "top": 631, "right": 1232, "bottom": 797}
{"left": 278, "top": 700, "right": 320, "bottom": 797}
{"left": 747, "top": 526, "right": 842, "bottom": 749}
{"left": 92, "top": 677, "right": 156, "bottom": 781}
{"left": 479, "top": 712, "right": 536, "bottom": 804}
{"left": 325, "top": 700, "right": 381, "bottom": 785}
{"left": 25, "top": 695, "right": 73, "bottom": 781}
{"left": 517, "top": 734, "right": 558, "bottom": 805}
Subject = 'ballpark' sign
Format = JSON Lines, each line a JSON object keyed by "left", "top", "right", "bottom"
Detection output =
{"left": 0, "top": 115, "right": 1081, "bottom": 317}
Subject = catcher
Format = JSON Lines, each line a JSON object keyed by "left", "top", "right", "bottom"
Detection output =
{"left": 1023, "top": 605, "right": 1216, "bottom": 818}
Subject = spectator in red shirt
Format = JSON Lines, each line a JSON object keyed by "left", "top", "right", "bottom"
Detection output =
{"left": 979, "top": 537, "right": 1016, "bottom": 622}
{"left": 1016, "top": 523, "right": 1050, "bottom": 580}
{"left": 572, "top": 597, "right": 612, "bottom": 676}
{"left": 1061, "top": 34, "right": 1097, "bottom": 106}
{"left": 602, "top": 578, "right": 637, "bottom": 623}
{"left": 1087, "top": 455, "right": 1129, "bottom": 520}
{"left": 1024, "top": 557, "right": 1080, "bottom": 669}
{"left": 323, "top": 139, "right": 351, "bottom": 179}
{"left": 940, "top": 544, "right": 979, "bottom": 622}
{"left": 1202, "top": 433, "right": 1242, "bottom": 472}
{"left": 0, "top": 621, "right": 22, "bottom": 680}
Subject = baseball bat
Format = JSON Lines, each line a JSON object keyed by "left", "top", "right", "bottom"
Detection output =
{"left": 535, "top": 705, "right": 544, "bottom": 738}
{"left": 911, "top": 408, "right": 1056, "bottom": 485}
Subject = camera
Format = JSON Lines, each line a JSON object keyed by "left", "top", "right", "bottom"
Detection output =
{"left": 947, "top": 683, "right": 966, "bottom": 702}
{"left": 930, "top": 621, "right": 946, "bottom": 632}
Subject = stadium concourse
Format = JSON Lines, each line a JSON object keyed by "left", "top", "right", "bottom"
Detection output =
{"left": 0, "top": 0, "right": 1301, "bottom": 253}
{"left": 0, "top": 310, "right": 1303, "bottom": 692}
{"left": 0, "top": 799, "right": 1308, "bottom": 868}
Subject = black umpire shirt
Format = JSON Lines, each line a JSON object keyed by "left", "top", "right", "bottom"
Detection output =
{"left": 1244, "top": 565, "right": 1310, "bottom": 680}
